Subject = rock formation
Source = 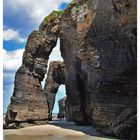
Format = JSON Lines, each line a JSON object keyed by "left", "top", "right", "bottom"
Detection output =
{"left": 58, "top": 97, "right": 66, "bottom": 116}
{"left": 44, "top": 61, "right": 65, "bottom": 120}
{"left": 59, "top": 0, "right": 137, "bottom": 139}
{"left": 5, "top": 11, "right": 61, "bottom": 128}
{"left": 4, "top": 0, "right": 137, "bottom": 139}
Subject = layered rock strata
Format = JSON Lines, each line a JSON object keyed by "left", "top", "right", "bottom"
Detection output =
{"left": 44, "top": 61, "right": 65, "bottom": 120}
{"left": 59, "top": 0, "right": 137, "bottom": 138}
{"left": 4, "top": 0, "right": 137, "bottom": 139}
{"left": 58, "top": 97, "right": 67, "bottom": 116}
{"left": 5, "top": 11, "right": 61, "bottom": 128}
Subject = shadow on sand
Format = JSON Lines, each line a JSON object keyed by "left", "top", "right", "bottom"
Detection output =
{"left": 48, "top": 119, "right": 119, "bottom": 140}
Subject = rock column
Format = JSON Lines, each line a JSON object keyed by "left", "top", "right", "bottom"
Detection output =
{"left": 5, "top": 11, "right": 61, "bottom": 128}
{"left": 44, "top": 61, "right": 65, "bottom": 120}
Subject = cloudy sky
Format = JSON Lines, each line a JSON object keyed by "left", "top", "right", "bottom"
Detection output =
{"left": 3, "top": 0, "right": 72, "bottom": 113}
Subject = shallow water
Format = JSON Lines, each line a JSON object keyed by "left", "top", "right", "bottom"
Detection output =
{"left": 4, "top": 135, "right": 119, "bottom": 140}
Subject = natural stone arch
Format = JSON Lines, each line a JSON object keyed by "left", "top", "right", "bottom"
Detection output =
{"left": 5, "top": 11, "right": 61, "bottom": 128}
{"left": 4, "top": 1, "right": 137, "bottom": 139}
{"left": 43, "top": 61, "right": 65, "bottom": 120}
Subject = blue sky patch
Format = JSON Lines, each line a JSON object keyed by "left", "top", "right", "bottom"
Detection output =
{"left": 3, "top": 41, "right": 25, "bottom": 51}
{"left": 58, "top": 2, "right": 68, "bottom": 10}
{"left": 3, "top": 0, "right": 72, "bottom": 114}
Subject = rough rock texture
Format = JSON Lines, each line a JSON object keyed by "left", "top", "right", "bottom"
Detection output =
{"left": 5, "top": 11, "right": 61, "bottom": 128}
{"left": 44, "top": 61, "right": 65, "bottom": 120}
{"left": 60, "top": 0, "right": 137, "bottom": 138}
{"left": 58, "top": 97, "right": 67, "bottom": 116}
{"left": 4, "top": 0, "right": 137, "bottom": 139}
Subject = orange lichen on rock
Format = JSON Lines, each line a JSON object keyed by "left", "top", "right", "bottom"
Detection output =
{"left": 77, "top": 11, "right": 96, "bottom": 32}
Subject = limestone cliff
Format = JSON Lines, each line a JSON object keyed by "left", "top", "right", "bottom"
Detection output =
{"left": 4, "top": 0, "right": 137, "bottom": 139}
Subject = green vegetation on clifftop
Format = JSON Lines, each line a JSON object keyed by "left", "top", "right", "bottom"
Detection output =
{"left": 44, "top": 10, "right": 64, "bottom": 22}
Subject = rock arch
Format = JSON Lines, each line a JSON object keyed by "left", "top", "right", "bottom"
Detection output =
{"left": 5, "top": 11, "right": 61, "bottom": 127}
{"left": 4, "top": 0, "right": 137, "bottom": 139}
{"left": 43, "top": 61, "right": 65, "bottom": 120}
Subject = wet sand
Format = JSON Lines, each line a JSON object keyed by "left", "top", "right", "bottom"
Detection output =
{"left": 4, "top": 124, "right": 85, "bottom": 136}
{"left": 4, "top": 120, "right": 119, "bottom": 140}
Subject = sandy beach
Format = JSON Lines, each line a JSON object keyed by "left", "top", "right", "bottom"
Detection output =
{"left": 4, "top": 124, "right": 85, "bottom": 136}
{"left": 4, "top": 120, "right": 119, "bottom": 140}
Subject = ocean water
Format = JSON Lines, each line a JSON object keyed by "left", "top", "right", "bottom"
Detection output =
{"left": 4, "top": 135, "right": 118, "bottom": 140}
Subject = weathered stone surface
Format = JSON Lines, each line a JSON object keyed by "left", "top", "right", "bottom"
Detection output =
{"left": 4, "top": 0, "right": 137, "bottom": 139}
{"left": 109, "top": 106, "right": 137, "bottom": 139}
{"left": 60, "top": 0, "right": 137, "bottom": 138}
{"left": 44, "top": 61, "right": 65, "bottom": 120}
{"left": 5, "top": 32, "right": 50, "bottom": 127}
{"left": 5, "top": 11, "right": 61, "bottom": 128}
{"left": 58, "top": 97, "right": 66, "bottom": 116}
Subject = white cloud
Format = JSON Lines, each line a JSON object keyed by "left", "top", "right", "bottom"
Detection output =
{"left": 3, "top": 0, "right": 71, "bottom": 114}
{"left": 3, "top": 39, "right": 64, "bottom": 113}
{"left": 3, "top": 48, "right": 23, "bottom": 113}
{"left": 5, "top": 0, "right": 72, "bottom": 24}
{"left": 3, "top": 49, "right": 24, "bottom": 71}
{"left": 3, "top": 28, "right": 26, "bottom": 43}
{"left": 3, "top": 38, "right": 63, "bottom": 72}
{"left": 41, "top": 38, "right": 63, "bottom": 87}
{"left": 48, "top": 39, "right": 63, "bottom": 63}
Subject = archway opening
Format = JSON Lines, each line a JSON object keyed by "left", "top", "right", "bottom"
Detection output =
{"left": 52, "top": 85, "right": 66, "bottom": 118}
{"left": 43, "top": 38, "right": 67, "bottom": 120}
{"left": 41, "top": 38, "right": 63, "bottom": 88}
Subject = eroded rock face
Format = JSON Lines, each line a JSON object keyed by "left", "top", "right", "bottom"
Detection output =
{"left": 58, "top": 97, "right": 66, "bottom": 116}
{"left": 5, "top": 11, "right": 61, "bottom": 128}
{"left": 60, "top": 0, "right": 136, "bottom": 138}
{"left": 4, "top": 0, "right": 137, "bottom": 139}
{"left": 44, "top": 61, "right": 65, "bottom": 120}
